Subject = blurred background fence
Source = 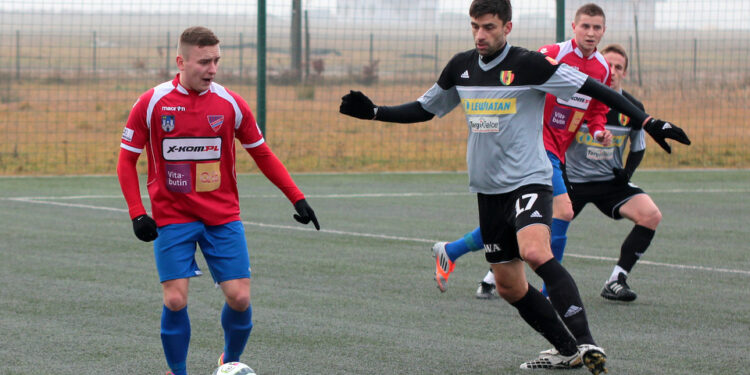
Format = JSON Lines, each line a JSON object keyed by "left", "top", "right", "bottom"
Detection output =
{"left": 1, "top": 0, "right": 748, "bottom": 175}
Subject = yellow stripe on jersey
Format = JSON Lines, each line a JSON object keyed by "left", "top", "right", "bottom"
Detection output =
{"left": 575, "top": 131, "right": 628, "bottom": 147}
{"left": 462, "top": 98, "right": 517, "bottom": 115}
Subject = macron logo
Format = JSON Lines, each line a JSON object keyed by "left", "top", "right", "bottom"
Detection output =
{"left": 564, "top": 305, "right": 583, "bottom": 318}
{"left": 461, "top": 70, "right": 470, "bottom": 79}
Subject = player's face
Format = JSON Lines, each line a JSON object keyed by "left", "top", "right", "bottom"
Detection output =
{"left": 603, "top": 51, "right": 627, "bottom": 91}
{"left": 471, "top": 14, "right": 512, "bottom": 57}
{"left": 176, "top": 44, "right": 221, "bottom": 92}
{"left": 572, "top": 14, "right": 605, "bottom": 56}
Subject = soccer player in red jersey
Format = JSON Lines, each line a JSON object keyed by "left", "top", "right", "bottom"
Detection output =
{"left": 538, "top": 4, "right": 613, "bottom": 294}
{"left": 117, "top": 26, "right": 319, "bottom": 375}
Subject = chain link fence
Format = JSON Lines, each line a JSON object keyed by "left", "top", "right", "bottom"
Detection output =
{"left": 1, "top": 0, "right": 748, "bottom": 174}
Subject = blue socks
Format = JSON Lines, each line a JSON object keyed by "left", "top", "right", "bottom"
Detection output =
{"left": 550, "top": 218, "right": 570, "bottom": 262}
{"left": 542, "top": 218, "right": 570, "bottom": 297}
{"left": 221, "top": 303, "right": 253, "bottom": 363}
{"left": 160, "top": 303, "right": 253, "bottom": 374}
{"left": 445, "top": 227, "right": 484, "bottom": 261}
{"left": 161, "top": 305, "right": 190, "bottom": 375}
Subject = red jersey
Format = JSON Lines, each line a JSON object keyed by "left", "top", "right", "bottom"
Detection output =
{"left": 539, "top": 39, "right": 611, "bottom": 162}
{"left": 120, "top": 74, "right": 300, "bottom": 226}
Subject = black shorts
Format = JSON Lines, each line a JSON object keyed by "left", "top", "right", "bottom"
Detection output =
{"left": 478, "top": 184, "right": 553, "bottom": 264}
{"left": 568, "top": 179, "right": 646, "bottom": 220}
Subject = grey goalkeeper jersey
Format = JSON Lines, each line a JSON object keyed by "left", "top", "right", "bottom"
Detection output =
{"left": 417, "top": 44, "right": 588, "bottom": 194}
{"left": 565, "top": 90, "right": 646, "bottom": 183}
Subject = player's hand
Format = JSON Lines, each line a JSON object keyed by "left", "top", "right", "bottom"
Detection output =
{"left": 293, "top": 199, "right": 320, "bottom": 230}
{"left": 339, "top": 90, "right": 376, "bottom": 120}
{"left": 595, "top": 130, "right": 613, "bottom": 147}
{"left": 643, "top": 118, "right": 691, "bottom": 154}
{"left": 132, "top": 214, "right": 158, "bottom": 242}
{"left": 612, "top": 167, "right": 631, "bottom": 185}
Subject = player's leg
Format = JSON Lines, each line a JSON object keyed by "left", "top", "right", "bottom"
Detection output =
{"left": 161, "top": 279, "right": 191, "bottom": 375}
{"left": 219, "top": 278, "right": 252, "bottom": 363}
{"left": 492, "top": 260, "right": 579, "bottom": 363}
{"left": 154, "top": 222, "right": 205, "bottom": 375}
{"left": 512, "top": 185, "right": 600, "bottom": 347}
{"left": 201, "top": 221, "right": 253, "bottom": 364}
{"left": 542, "top": 152, "right": 574, "bottom": 297}
{"left": 519, "top": 224, "right": 607, "bottom": 373}
{"left": 602, "top": 193, "right": 660, "bottom": 301}
{"left": 432, "top": 227, "right": 483, "bottom": 292}
{"left": 478, "top": 191, "right": 580, "bottom": 368}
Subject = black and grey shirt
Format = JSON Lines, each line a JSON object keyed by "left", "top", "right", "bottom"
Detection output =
{"left": 417, "top": 43, "right": 588, "bottom": 194}
{"left": 565, "top": 90, "right": 646, "bottom": 183}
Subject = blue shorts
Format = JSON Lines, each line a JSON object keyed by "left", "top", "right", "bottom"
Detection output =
{"left": 546, "top": 150, "right": 568, "bottom": 197}
{"left": 153, "top": 220, "right": 251, "bottom": 284}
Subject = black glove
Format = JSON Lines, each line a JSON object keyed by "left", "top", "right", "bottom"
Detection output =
{"left": 132, "top": 214, "right": 158, "bottom": 242}
{"left": 643, "top": 118, "right": 691, "bottom": 154}
{"left": 612, "top": 167, "right": 631, "bottom": 185}
{"left": 293, "top": 199, "right": 320, "bottom": 230}
{"left": 339, "top": 90, "right": 377, "bottom": 120}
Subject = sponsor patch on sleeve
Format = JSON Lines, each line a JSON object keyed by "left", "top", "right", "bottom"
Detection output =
{"left": 122, "top": 127, "right": 134, "bottom": 142}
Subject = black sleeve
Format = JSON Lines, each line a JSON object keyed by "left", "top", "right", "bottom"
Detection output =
{"left": 624, "top": 149, "right": 645, "bottom": 176}
{"left": 578, "top": 77, "right": 649, "bottom": 129}
{"left": 375, "top": 101, "right": 435, "bottom": 123}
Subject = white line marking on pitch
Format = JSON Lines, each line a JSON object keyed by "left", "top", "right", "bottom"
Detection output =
{"left": 5, "top": 197, "right": 749, "bottom": 277}
{"left": 5, "top": 187, "right": 750, "bottom": 202}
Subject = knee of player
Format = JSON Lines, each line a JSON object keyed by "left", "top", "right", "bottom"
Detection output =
{"left": 645, "top": 207, "right": 662, "bottom": 227}
{"left": 521, "top": 247, "right": 553, "bottom": 269}
{"left": 637, "top": 205, "right": 662, "bottom": 228}
{"left": 163, "top": 294, "right": 188, "bottom": 311}
{"left": 555, "top": 207, "right": 575, "bottom": 221}
{"left": 226, "top": 292, "right": 251, "bottom": 311}
{"left": 495, "top": 280, "right": 527, "bottom": 302}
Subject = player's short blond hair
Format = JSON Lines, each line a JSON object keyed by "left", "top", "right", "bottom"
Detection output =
{"left": 178, "top": 26, "right": 220, "bottom": 59}
{"left": 575, "top": 3, "right": 606, "bottom": 25}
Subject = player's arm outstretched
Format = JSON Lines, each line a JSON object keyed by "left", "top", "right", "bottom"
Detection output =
{"left": 578, "top": 77, "right": 691, "bottom": 153}
{"left": 339, "top": 90, "right": 435, "bottom": 123}
{"left": 244, "top": 143, "right": 320, "bottom": 230}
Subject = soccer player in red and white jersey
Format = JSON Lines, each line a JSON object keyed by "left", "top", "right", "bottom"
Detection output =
{"left": 538, "top": 3, "right": 613, "bottom": 295}
{"left": 117, "top": 26, "right": 319, "bottom": 375}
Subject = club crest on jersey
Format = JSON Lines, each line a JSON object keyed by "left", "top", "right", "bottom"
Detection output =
{"left": 618, "top": 113, "right": 630, "bottom": 126}
{"left": 161, "top": 115, "right": 175, "bottom": 132}
{"left": 208, "top": 115, "right": 224, "bottom": 132}
{"left": 499, "top": 70, "right": 515, "bottom": 86}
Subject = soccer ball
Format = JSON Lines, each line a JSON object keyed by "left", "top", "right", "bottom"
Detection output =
{"left": 212, "top": 362, "right": 256, "bottom": 375}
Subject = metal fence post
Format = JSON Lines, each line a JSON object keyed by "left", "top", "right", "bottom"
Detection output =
{"left": 257, "top": 0, "right": 267, "bottom": 136}
{"left": 556, "top": 0, "right": 565, "bottom": 42}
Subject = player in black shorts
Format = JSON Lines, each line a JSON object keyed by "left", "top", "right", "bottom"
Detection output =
{"left": 339, "top": 1, "right": 689, "bottom": 373}
{"left": 565, "top": 44, "right": 662, "bottom": 302}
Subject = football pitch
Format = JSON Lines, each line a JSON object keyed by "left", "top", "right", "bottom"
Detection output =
{"left": 1, "top": 170, "right": 748, "bottom": 374}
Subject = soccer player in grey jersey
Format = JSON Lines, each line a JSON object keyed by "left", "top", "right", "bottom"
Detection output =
{"left": 339, "top": 1, "right": 689, "bottom": 373}
{"left": 565, "top": 44, "right": 662, "bottom": 302}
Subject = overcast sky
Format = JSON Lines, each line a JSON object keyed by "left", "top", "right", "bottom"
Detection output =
{"left": 1, "top": 0, "right": 748, "bottom": 29}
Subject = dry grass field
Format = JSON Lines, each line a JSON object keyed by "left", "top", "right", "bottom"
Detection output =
{"left": 1, "top": 76, "right": 748, "bottom": 175}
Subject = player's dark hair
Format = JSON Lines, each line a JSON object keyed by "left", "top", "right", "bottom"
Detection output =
{"left": 178, "top": 26, "right": 220, "bottom": 57}
{"left": 602, "top": 43, "right": 628, "bottom": 71}
{"left": 575, "top": 3, "right": 606, "bottom": 24}
{"left": 470, "top": 0, "right": 512, "bottom": 23}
